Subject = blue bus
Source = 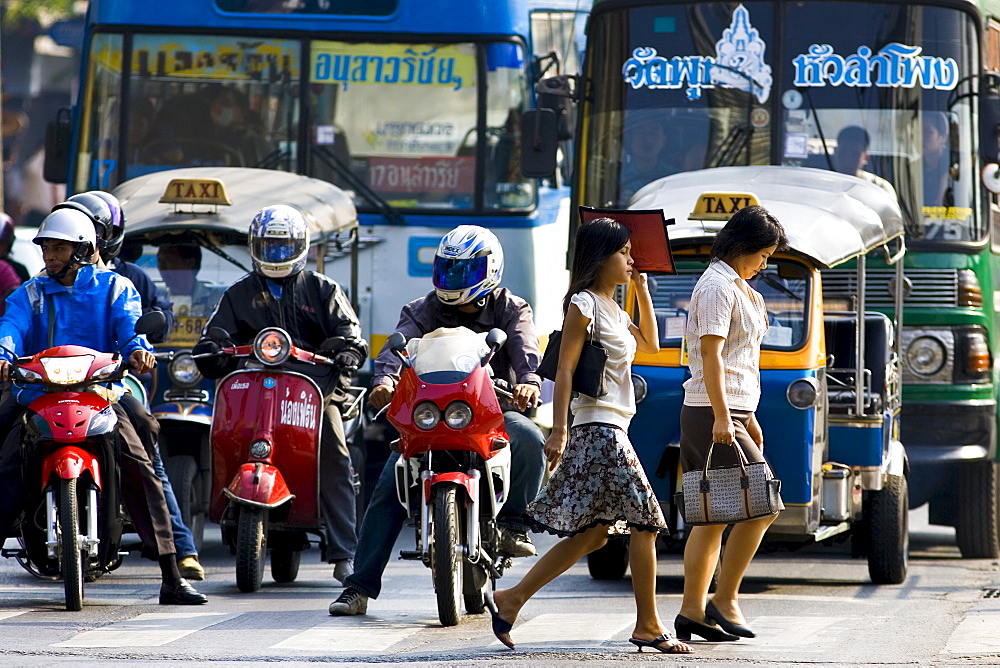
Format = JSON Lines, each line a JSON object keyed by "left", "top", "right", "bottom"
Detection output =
{"left": 48, "top": 0, "right": 591, "bottom": 349}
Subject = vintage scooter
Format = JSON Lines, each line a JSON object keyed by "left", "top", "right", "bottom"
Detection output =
{"left": 0, "top": 312, "right": 165, "bottom": 611}
{"left": 199, "top": 326, "right": 362, "bottom": 592}
{"left": 385, "top": 326, "right": 514, "bottom": 627}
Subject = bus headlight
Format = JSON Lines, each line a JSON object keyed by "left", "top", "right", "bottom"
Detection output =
{"left": 413, "top": 401, "right": 441, "bottom": 431}
{"left": 631, "top": 374, "right": 648, "bottom": 403}
{"left": 444, "top": 401, "right": 473, "bottom": 429}
{"left": 906, "top": 335, "right": 948, "bottom": 377}
{"left": 786, "top": 377, "right": 819, "bottom": 409}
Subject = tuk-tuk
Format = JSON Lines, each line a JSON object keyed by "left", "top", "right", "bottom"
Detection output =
{"left": 112, "top": 167, "right": 362, "bottom": 548}
{"left": 590, "top": 166, "right": 909, "bottom": 585}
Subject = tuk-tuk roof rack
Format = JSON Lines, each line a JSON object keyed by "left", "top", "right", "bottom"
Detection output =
{"left": 114, "top": 167, "right": 358, "bottom": 246}
{"left": 629, "top": 165, "right": 904, "bottom": 269}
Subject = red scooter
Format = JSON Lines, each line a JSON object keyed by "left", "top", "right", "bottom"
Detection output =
{"left": 200, "top": 326, "right": 363, "bottom": 593}
{"left": 386, "top": 326, "right": 514, "bottom": 627}
{"left": 0, "top": 312, "right": 165, "bottom": 611}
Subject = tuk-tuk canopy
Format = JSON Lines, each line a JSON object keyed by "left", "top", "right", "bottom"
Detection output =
{"left": 629, "top": 166, "right": 904, "bottom": 269}
{"left": 114, "top": 167, "right": 357, "bottom": 245}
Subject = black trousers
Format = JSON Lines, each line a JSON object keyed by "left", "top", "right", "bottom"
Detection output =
{"left": 319, "top": 403, "right": 358, "bottom": 562}
{"left": 0, "top": 393, "right": 175, "bottom": 559}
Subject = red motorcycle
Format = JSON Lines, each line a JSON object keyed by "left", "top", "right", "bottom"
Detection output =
{"left": 386, "top": 326, "right": 514, "bottom": 627}
{"left": 0, "top": 312, "right": 165, "bottom": 611}
{"left": 200, "top": 326, "right": 363, "bottom": 593}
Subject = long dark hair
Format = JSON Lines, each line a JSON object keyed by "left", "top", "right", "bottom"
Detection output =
{"left": 710, "top": 205, "right": 788, "bottom": 263}
{"left": 563, "top": 217, "right": 631, "bottom": 313}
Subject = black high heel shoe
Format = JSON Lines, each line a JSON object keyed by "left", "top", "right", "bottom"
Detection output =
{"left": 484, "top": 590, "right": 515, "bottom": 649}
{"left": 674, "top": 614, "right": 739, "bottom": 642}
{"left": 705, "top": 600, "right": 756, "bottom": 638}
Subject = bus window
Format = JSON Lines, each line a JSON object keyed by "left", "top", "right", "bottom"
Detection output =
{"left": 483, "top": 43, "right": 533, "bottom": 210}
{"left": 308, "top": 41, "right": 484, "bottom": 211}
{"left": 75, "top": 33, "right": 124, "bottom": 193}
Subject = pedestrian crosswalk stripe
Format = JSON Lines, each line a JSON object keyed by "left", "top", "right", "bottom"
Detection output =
{"left": 0, "top": 610, "right": 29, "bottom": 621}
{"left": 273, "top": 617, "right": 427, "bottom": 652}
{"left": 699, "top": 616, "right": 847, "bottom": 652}
{"left": 53, "top": 612, "right": 236, "bottom": 648}
{"left": 942, "top": 611, "right": 1000, "bottom": 654}
{"left": 490, "top": 613, "right": 634, "bottom": 647}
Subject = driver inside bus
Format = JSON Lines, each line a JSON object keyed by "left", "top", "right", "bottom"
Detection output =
{"left": 831, "top": 125, "right": 897, "bottom": 199}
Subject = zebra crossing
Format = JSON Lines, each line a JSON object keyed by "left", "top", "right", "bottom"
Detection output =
{"left": 1, "top": 605, "right": 998, "bottom": 659}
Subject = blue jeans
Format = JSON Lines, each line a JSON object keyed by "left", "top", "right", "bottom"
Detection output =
{"left": 345, "top": 411, "right": 544, "bottom": 599}
{"left": 151, "top": 447, "right": 197, "bottom": 559}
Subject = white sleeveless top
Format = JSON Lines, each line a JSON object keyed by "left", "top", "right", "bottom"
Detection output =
{"left": 569, "top": 291, "right": 637, "bottom": 430}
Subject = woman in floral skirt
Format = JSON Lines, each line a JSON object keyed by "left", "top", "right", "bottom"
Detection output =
{"left": 489, "top": 217, "right": 692, "bottom": 654}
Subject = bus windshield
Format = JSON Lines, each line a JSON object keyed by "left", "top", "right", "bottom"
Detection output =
{"left": 583, "top": 1, "right": 982, "bottom": 246}
{"left": 79, "top": 34, "right": 534, "bottom": 213}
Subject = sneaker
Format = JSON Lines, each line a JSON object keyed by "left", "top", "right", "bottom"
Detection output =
{"left": 177, "top": 555, "right": 205, "bottom": 581}
{"left": 333, "top": 558, "right": 354, "bottom": 584}
{"left": 329, "top": 587, "right": 368, "bottom": 616}
{"left": 498, "top": 528, "right": 536, "bottom": 557}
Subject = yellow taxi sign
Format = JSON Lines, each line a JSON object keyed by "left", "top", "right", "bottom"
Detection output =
{"left": 159, "top": 178, "right": 233, "bottom": 206}
{"left": 689, "top": 191, "right": 760, "bottom": 221}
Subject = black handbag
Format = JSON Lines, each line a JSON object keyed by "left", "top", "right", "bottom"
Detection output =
{"left": 536, "top": 291, "right": 609, "bottom": 397}
{"left": 673, "top": 441, "right": 784, "bottom": 525}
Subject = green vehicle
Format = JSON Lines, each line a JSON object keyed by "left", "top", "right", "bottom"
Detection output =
{"left": 524, "top": 0, "right": 1000, "bottom": 557}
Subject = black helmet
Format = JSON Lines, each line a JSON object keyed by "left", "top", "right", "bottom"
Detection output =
{"left": 86, "top": 191, "right": 126, "bottom": 263}
{"left": 53, "top": 193, "right": 117, "bottom": 263}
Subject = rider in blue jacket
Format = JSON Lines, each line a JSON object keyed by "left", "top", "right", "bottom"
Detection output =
{"left": 0, "top": 208, "right": 207, "bottom": 605}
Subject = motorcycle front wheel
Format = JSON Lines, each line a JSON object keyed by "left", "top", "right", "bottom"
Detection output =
{"left": 431, "top": 485, "right": 463, "bottom": 627}
{"left": 59, "top": 478, "right": 85, "bottom": 611}
{"left": 235, "top": 506, "right": 267, "bottom": 593}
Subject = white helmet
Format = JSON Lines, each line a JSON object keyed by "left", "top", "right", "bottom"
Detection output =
{"left": 432, "top": 225, "right": 504, "bottom": 306}
{"left": 248, "top": 205, "right": 310, "bottom": 279}
{"left": 33, "top": 208, "right": 98, "bottom": 273}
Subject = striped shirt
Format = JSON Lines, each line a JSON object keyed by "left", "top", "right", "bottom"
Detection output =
{"left": 683, "top": 260, "right": 767, "bottom": 411}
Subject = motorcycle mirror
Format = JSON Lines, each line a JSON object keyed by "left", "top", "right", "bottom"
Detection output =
{"left": 482, "top": 329, "right": 507, "bottom": 366}
{"left": 135, "top": 310, "right": 167, "bottom": 338}
{"left": 387, "top": 332, "right": 410, "bottom": 368}
{"left": 208, "top": 327, "right": 231, "bottom": 343}
{"left": 320, "top": 336, "right": 347, "bottom": 353}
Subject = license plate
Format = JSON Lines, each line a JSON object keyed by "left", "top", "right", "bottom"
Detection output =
{"left": 160, "top": 315, "right": 208, "bottom": 348}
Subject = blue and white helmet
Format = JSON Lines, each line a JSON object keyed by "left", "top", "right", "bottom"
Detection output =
{"left": 249, "top": 205, "right": 310, "bottom": 279}
{"left": 432, "top": 225, "right": 504, "bottom": 306}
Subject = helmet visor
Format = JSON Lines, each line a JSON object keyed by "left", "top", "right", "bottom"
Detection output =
{"left": 252, "top": 237, "right": 307, "bottom": 263}
{"left": 432, "top": 256, "right": 488, "bottom": 291}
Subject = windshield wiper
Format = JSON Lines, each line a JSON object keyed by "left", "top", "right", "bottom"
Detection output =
{"left": 311, "top": 146, "right": 406, "bottom": 226}
{"left": 757, "top": 272, "right": 802, "bottom": 301}
{"left": 705, "top": 64, "right": 764, "bottom": 167}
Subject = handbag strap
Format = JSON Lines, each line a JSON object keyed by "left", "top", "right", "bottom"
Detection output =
{"left": 701, "top": 440, "right": 751, "bottom": 480}
{"left": 582, "top": 290, "right": 602, "bottom": 345}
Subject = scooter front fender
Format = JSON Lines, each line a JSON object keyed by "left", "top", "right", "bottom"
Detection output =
{"left": 222, "top": 462, "right": 295, "bottom": 509}
{"left": 426, "top": 472, "right": 477, "bottom": 503}
{"left": 41, "top": 446, "right": 100, "bottom": 489}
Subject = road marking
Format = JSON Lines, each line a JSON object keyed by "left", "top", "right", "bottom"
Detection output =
{"left": 490, "top": 613, "right": 634, "bottom": 648}
{"left": 0, "top": 610, "right": 29, "bottom": 621}
{"left": 53, "top": 612, "right": 236, "bottom": 648}
{"left": 942, "top": 611, "right": 1000, "bottom": 654}
{"left": 273, "top": 617, "right": 427, "bottom": 652}
{"left": 698, "top": 616, "right": 848, "bottom": 653}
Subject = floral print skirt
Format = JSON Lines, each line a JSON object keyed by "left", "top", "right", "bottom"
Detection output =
{"left": 527, "top": 423, "right": 668, "bottom": 537}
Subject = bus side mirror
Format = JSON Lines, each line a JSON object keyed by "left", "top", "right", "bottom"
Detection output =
{"left": 43, "top": 108, "right": 72, "bottom": 185}
{"left": 979, "top": 74, "right": 1000, "bottom": 166}
{"left": 520, "top": 109, "right": 559, "bottom": 178}
{"left": 537, "top": 75, "right": 575, "bottom": 141}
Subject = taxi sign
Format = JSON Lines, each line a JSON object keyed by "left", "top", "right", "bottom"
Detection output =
{"left": 159, "top": 178, "right": 233, "bottom": 206}
{"left": 689, "top": 191, "right": 760, "bottom": 221}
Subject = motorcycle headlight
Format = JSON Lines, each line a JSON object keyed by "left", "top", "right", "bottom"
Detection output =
{"left": 413, "top": 401, "right": 441, "bottom": 431}
{"left": 168, "top": 353, "right": 203, "bottom": 388}
{"left": 906, "top": 335, "right": 948, "bottom": 377}
{"left": 91, "top": 360, "right": 122, "bottom": 381}
{"left": 40, "top": 355, "right": 94, "bottom": 384}
{"left": 786, "top": 377, "right": 820, "bottom": 409}
{"left": 444, "top": 401, "right": 473, "bottom": 429}
{"left": 253, "top": 328, "right": 291, "bottom": 365}
{"left": 17, "top": 367, "right": 43, "bottom": 383}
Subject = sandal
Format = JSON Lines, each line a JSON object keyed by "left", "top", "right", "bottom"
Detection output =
{"left": 629, "top": 633, "right": 694, "bottom": 654}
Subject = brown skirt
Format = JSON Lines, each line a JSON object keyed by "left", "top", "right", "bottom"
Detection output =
{"left": 679, "top": 404, "right": 766, "bottom": 473}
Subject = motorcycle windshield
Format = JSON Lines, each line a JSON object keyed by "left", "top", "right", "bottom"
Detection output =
{"left": 407, "top": 327, "right": 488, "bottom": 384}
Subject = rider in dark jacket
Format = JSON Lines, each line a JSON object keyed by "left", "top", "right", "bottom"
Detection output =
{"left": 193, "top": 205, "right": 367, "bottom": 582}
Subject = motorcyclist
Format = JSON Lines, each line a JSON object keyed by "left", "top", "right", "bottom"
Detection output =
{"left": 57, "top": 190, "right": 205, "bottom": 581}
{"left": 192, "top": 204, "right": 368, "bottom": 583}
{"left": 0, "top": 208, "right": 207, "bottom": 604}
{"left": 329, "top": 224, "right": 546, "bottom": 616}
